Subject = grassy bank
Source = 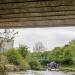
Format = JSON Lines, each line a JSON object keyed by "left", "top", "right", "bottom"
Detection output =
{"left": 59, "top": 65, "right": 75, "bottom": 72}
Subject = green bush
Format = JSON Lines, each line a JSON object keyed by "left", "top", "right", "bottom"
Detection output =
{"left": 0, "top": 66, "right": 6, "bottom": 75}
{"left": 0, "top": 55, "right": 8, "bottom": 74}
{"left": 18, "top": 45, "right": 29, "bottom": 58}
{"left": 6, "top": 48, "right": 30, "bottom": 71}
{"left": 29, "top": 60, "right": 42, "bottom": 70}
{"left": 6, "top": 49, "right": 23, "bottom": 65}
{"left": 19, "top": 60, "right": 30, "bottom": 71}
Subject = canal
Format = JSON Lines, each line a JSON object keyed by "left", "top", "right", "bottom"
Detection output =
{"left": 8, "top": 70, "right": 74, "bottom": 75}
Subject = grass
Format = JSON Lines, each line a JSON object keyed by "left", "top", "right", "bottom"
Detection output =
{"left": 59, "top": 65, "right": 75, "bottom": 72}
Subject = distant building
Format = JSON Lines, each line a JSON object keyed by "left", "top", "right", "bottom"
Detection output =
{"left": 0, "top": 37, "right": 14, "bottom": 52}
{"left": 33, "top": 41, "right": 46, "bottom": 52}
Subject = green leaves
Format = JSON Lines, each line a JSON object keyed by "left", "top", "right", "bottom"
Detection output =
{"left": 6, "top": 48, "right": 23, "bottom": 65}
{"left": 6, "top": 48, "right": 30, "bottom": 70}
{"left": 29, "top": 60, "right": 42, "bottom": 70}
{"left": 18, "top": 46, "right": 29, "bottom": 58}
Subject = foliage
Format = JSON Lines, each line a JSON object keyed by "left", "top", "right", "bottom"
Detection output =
{"left": 47, "top": 41, "right": 75, "bottom": 65}
{"left": 19, "top": 59, "right": 30, "bottom": 70}
{"left": 6, "top": 48, "right": 23, "bottom": 65}
{"left": 29, "top": 59, "right": 42, "bottom": 70}
{"left": 0, "top": 55, "right": 8, "bottom": 75}
{"left": 0, "top": 39, "right": 75, "bottom": 72}
{"left": 18, "top": 45, "right": 29, "bottom": 58}
{"left": 6, "top": 48, "right": 30, "bottom": 70}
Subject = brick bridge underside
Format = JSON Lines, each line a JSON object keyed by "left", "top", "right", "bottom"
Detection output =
{"left": 0, "top": 0, "right": 75, "bottom": 28}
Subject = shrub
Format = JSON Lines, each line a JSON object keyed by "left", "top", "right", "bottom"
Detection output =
{"left": 18, "top": 45, "right": 29, "bottom": 58}
{"left": 19, "top": 60, "right": 30, "bottom": 71}
{"left": 29, "top": 60, "right": 42, "bottom": 70}
{"left": 6, "top": 48, "right": 30, "bottom": 71}
{"left": 6, "top": 48, "right": 23, "bottom": 65}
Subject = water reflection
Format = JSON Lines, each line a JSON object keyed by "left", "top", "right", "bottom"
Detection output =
{"left": 8, "top": 71, "right": 73, "bottom": 75}
{"left": 33, "top": 71, "right": 70, "bottom": 75}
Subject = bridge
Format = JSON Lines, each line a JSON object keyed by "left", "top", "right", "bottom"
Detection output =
{"left": 0, "top": 0, "right": 75, "bottom": 28}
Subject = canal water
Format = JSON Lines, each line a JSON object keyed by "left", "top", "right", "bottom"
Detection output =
{"left": 8, "top": 70, "right": 74, "bottom": 75}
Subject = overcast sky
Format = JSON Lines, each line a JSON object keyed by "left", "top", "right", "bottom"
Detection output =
{"left": 10, "top": 26, "right": 75, "bottom": 51}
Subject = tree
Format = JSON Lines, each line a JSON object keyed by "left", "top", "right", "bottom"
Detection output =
{"left": 0, "top": 29, "right": 18, "bottom": 51}
{"left": 18, "top": 45, "right": 29, "bottom": 58}
{"left": 6, "top": 48, "right": 23, "bottom": 65}
{"left": 0, "top": 29, "right": 18, "bottom": 40}
{"left": 6, "top": 48, "right": 30, "bottom": 70}
{"left": 29, "top": 59, "right": 42, "bottom": 70}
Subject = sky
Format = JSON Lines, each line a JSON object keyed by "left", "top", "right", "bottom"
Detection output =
{"left": 11, "top": 26, "right": 75, "bottom": 51}
{"left": 0, "top": 27, "right": 75, "bottom": 51}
